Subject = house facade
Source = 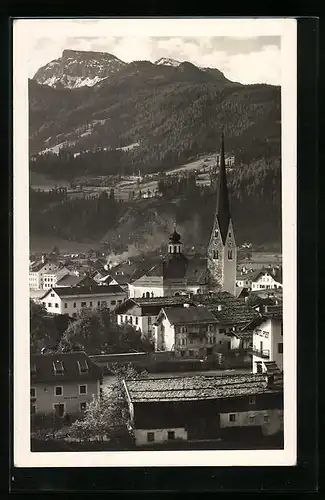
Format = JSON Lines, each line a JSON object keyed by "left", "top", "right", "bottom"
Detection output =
{"left": 115, "top": 296, "right": 195, "bottom": 339}
{"left": 242, "top": 306, "right": 283, "bottom": 373}
{"left": 30, "top": 352, "right": 102, "bottom": 417}
{"left": 29, "top": 259, "right": 70, "bottom": 290}
{"left": 40, "top": 284, "right": 127, "bottom": 317}
{"left": 251, "top": 267, "right": 283, "bottom": 291}
{"left": 123, "top": 371, "right": 283, "bottom": 447}
{"left": 153, "top": 305, "right": 234, "bottom": 358}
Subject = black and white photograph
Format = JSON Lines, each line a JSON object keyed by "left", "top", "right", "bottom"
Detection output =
{"left": 13, "top": 18, "right": 297, "bottom": 467}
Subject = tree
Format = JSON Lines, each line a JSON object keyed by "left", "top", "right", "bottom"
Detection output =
{"left": 68, "top": 363, "right": 147, "bottom": 442}
{"left": 30, "top": 300, "right": 62, "bottom": 353}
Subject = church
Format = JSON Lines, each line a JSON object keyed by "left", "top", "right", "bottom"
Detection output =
{"left": 128, "top": 134, "right": 237, "bottom": 299}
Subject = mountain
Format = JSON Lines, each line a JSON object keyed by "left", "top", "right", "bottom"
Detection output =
{"left": 155, "top": 57, "right": 181, "bottom": 67}
{"left": 33, "top": 49, "right": 127, "bottom": 89}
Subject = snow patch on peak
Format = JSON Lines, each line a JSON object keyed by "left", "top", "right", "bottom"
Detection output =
{"left": 155, "top": 57, "right": 181, "bottom": 67}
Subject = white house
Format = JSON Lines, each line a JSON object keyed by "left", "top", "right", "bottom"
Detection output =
{"left": 29, "top": 258, "right": 71, "bottom": 290}
{"left": 115, "top": 296, "right": 195, "bottom": 340}
{"left": 250, "top": 267, "right": 283, "bottom": 291}
{"left": 241, "top": 305, "right": 283, "bottom": 373}
{"left": 152, "top": 305, "right": 234, "bottom": 357}
{"left": 40, "top": 284, "right": 127, "bottom": 317}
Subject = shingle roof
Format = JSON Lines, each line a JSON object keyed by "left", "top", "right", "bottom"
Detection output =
{"left": 193, "top": 292, "right": 259, "bottom": 325}
{"left": 115, "top": 296, "right": 194, "bottom": 314}
{"left": 47, "top": 284, "right": 125, "bottom": 297}
{"left": 56, "top": 275, "right": 84, "bottom": 287}
{"left": 30, "top": 351, "right": 102, "bottom": 384}
{"left": 125, "top": 372, "right": 282, "bottom": 402}
{"left": 162, "top": 306, "right": 218, "bottom": 325}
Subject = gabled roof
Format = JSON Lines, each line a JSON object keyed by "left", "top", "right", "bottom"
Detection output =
{"left": 250, "top": 266, "right": 283, "bottom": 284}
{"left": 241, "top": 306, "right": 282, "bottom": 332}
{"left": 115, "top": 296, "right": 194, "bottom": 314}
{"left": 30, "top": 351, "right": 102, "bottom": 384}
{"left": 161, "top": 306, "right": 218, "bottom": 325}
{"left": 43, "top": 284, "right": 125, "bottom": 298}
{"left": 192, "top": 292, "right": 259, "bottom": 325}
{"left": 124, "top": 372, "right": 282, "bottom": 403}
{"left": 56, "top": 274, "right": 84, "bottom": 287}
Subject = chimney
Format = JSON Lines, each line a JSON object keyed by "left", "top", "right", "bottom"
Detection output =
{"left": 41, "top": 255, "right": 45, "bottom": 264}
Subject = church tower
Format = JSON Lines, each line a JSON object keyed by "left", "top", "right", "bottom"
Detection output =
{"left": 207, "top": 133, "right": 237, "bottom": 295}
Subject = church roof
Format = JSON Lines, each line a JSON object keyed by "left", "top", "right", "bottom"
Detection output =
{"left": 169, "top": 227, "right": 181, "bottom": 243}
{"left": 215, "top": 133, "right": 231, "bottom": 245}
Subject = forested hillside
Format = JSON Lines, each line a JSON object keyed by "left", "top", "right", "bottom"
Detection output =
{"left": 30, "top": 158, "right": 281, "bottom": 249}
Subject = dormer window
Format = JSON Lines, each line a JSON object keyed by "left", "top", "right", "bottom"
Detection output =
{"left": 77, "top": 359, "right": 89, "bottom": 374}
{"left": 53, "top": 360, "right": 64, "bottom": 375}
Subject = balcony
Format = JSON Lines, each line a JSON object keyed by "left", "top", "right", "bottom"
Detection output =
{"left": 250, "top": 347, "right": 270, "bottom": 359}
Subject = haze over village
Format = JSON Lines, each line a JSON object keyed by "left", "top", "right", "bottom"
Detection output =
{"left": 28, "top": 37, "right": 284, "bottom": 452}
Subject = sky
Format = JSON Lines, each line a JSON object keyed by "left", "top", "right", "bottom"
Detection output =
{"left": 21, "top": 20, "right": 281, "bottom": 85}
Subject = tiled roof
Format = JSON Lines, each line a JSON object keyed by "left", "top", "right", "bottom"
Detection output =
{"left": 56, "top": 275, "right": 84, "bottom": 287}
{"left": 162, "top": 306, "right": 218, "bottom": 325}
{"left": 192, "top": 292, "right": 259, "bottom": 325}
{"left": 131, "top": 256, "right": 207, "bottom": 285}
{"left": 241, "top": 307, "right": 282, "bottom": 332}
{"left": 250, "top": 266, "right": 283, "bottom": 284}
{"left": 29, "top": 261, "right": 51, "bottom": 272}
{"left": 47, "top": 284, "right": 126, "bottom": 297}
{"left": 125, "top": 372, "right": 282, "bottom": 402}
{"left": 115, "top": 296, "right": 194, "bottom": 314}
{"left": 30, "top": 351, "right": 102, "bottom": 384}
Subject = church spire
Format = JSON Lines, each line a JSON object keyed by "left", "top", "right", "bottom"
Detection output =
{"left": 216, "top": 132, "right": 231, "bottom": 245}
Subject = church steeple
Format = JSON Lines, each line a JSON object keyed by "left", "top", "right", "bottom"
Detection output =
{"left": 207, "top": 133, "right": 237, "bottom": 295}
{"left": 168, "top": 224, "right": 183, "bottom": 254}
{"left": 216, "top": 132, "right": 231, "bottom": 245}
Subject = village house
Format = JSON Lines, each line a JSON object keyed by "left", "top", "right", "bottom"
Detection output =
{"left": 151, "top": 291, "right": 259, "bottom": 358}
{"left": 55, "top": 275, "right": 97, "bottom": 288}
{"left": 115, "top": 296, "right": 195, "bottom": 339}
{"left": 241, "top": 305, "right": 283, "bottom": 373}
{"left": 123, "top": 370, "right": 283, "bottom": 447}
{"left": 29, "top": 258, "right": 71, "bottom": 290}
{"left": 40, "top": 283, "right": 127, "bottom": 317}
{"left": 30, "top": 351, "right": 102, "bottom": 418}
{"left": 250, "top": 267, "right": 283, "bottom": 291}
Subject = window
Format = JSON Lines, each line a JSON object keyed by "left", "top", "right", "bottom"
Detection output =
{"left": 148, "top": 317, "right": 152, "bottom": 325}
{"left": 30, "top": 387, "right": 36, "bottom": 398}
{"left": 219, "top": 328, "right": 226, "bottom": 334}
{"left": 228, "top": 250, "right": 233, "bottom": 260}
{"left": 50, "top": 292, "right": 55, "bottom": 297}
{"left": 48, "top": 302, "right": 52, "bottom": 308}
{"left": 53, "top": 360, "right": 64, "bottom": 375}
{"left": 64, "top": 303, "right": 67, "bottom": 309}
{"left": 248, "top": 396, "right": 256, "bottom": 405}
{"left": 278, "top": 343, "right": 283, "bottom": 354}
{"left": 208, "top": 324, "right": 214, "bottom": 332}
{"left": 145, "top": 292, "right": 150, "bottom": 298}
{"left": 55, "top": 386, "right": 63, "bottom": 396}
{"left": 249, "top": 415, "right": 256, "bottom": 424}
{"left": 80, "top": 402, "right": 87, "bottom": 411}
{"left": 55, "top": 303, "right": 59, "bottom": 308}
{"left": 73, "top": 302, "right": 76, "bottom": 308}
{"left": 42, "top": 302, "right": 46, "bottom": 306}
{"left": 147, "top": 432, "right": 155, "bottom": 443}
{"left": 135, "top": 317, "right": 138, "bottom": 325}
{"left": 168, "top": 431, "right": 175, "bottom": 440}
{"left": 229, "top": 232, "right": 231, "bottom": 238}
{"left": 81, "top": 302, "right": 87, "bottom": 307}
{"left": 111, "top": 300, "right": 116, "bottom": 305}
{"left": 77, "top": 359, "right": 89, "bottom": 374}
{"left": 118, "top": 300, "right": 122, "bottom": 305}
{"left": 129, "top": 316, "right": 133, "bottom": 325}
{"left": 188, "top": 350, "right": 194, "bottom": 357}
{"left": 263, "top": 414, "right": 269, "bottom": 423}
{"left": 97, "top": 301, "right": 100, "bottom": 307}
{"left": 215, "top": 230, "right": 219, "bottom": 238}
{"left": 229, "top": 414, "right": 236, "bottom": 422}
{"left": 213, "top": 250, "right": 218, "bottom": 259}
{"left": 53, "top": 403, "right": 65, "bottom": 418}
{"left": 89, "top": 301, "right": 93, "bottom": 307}
{"left": 189, "top": 339, "right": 193, "bottom": 344}
{"left": 79, "top": 385, "right": 87, "bottom": 395}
